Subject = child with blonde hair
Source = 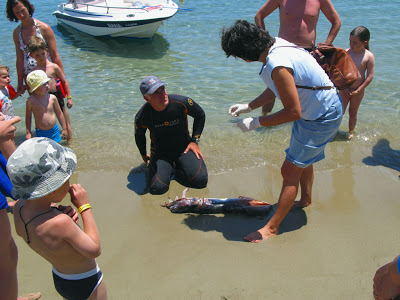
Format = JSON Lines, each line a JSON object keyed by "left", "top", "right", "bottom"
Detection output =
{"left": 25, "top": 70, "right": 67, "bottom": 143}
{"left": 340, "top": 26, "right": 375, "bottom": 139}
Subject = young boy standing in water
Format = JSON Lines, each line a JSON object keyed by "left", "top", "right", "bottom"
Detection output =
{"left": 28, "top": 36, "right": 73, "bottom": 142}
{"left": 25, "top": 70, "right": 67, "bottom": 143}
{"left": 340, "top": 26, "right": 375, "bottom": 139}
{"left": 8, "top": 137, "right": 107, "bottom": 300}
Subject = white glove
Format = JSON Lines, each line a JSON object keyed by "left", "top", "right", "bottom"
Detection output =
{"left": 237, "top": 117, "right": 262, "bottom": 132}
{"left": 228, "top": 103, "right": 252, "bottom": 117}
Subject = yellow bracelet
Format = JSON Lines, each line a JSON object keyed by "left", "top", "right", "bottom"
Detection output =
{"left": 78, "top": 204, "right": 92, "bottom": 214}
{"left": 67, "top": 96, "right": 72, "bottom": 99}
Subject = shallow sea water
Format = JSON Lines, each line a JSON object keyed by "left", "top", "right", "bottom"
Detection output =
{"left": 1, "top": 0, "right": 400, "bottom": 174}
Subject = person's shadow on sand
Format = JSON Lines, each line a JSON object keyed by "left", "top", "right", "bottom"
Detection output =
{"left": 181, "top": 205, "right": 307, "bottom": 242}
{"left": 127, "top": 164, "right": 149, "bottom": 195}
{"left": 363, "top": 138, "right": 400, "bottom": 172}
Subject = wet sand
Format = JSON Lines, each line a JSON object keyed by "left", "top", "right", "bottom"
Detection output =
{"left": 11, "top": 164, "right": 400, "bottom": 299}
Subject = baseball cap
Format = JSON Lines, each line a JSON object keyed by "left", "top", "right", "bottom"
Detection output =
{"left": 140, "top": 76, "right": 166, "bottom": 96}
{"left": 26, "top": 70, "right": 51, "bottom": 93}
{"left": 7, "top": 137, "right": 77, "bottom": 200}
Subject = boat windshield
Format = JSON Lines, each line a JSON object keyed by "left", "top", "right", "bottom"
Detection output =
{"left": 72, "top": 0, "right": 113, "bottom": 5}
{"left": 71, "top": 0, "right": 149, "bottom": 7}
{"left": 74, "top": 0, "right": 100, "bottom": 3}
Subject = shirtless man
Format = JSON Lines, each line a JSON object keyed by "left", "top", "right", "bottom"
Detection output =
{"left": 250, "top": 0, "right": 341, "bottom": 115}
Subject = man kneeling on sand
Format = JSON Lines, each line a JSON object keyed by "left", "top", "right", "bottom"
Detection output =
{"left": 8, "top": 137, "right": 107, "bottom": 299}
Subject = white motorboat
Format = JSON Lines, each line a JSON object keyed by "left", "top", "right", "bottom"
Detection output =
{"left": 53, "top": 0, "right": 179, "bottom": 38}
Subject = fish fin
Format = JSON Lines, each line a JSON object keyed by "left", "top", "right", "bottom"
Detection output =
{"left": 182, "top": 187, "right": 189, "bottom": 198}
{"left": 238, "top": 196, "right": 256, "bottom": 201}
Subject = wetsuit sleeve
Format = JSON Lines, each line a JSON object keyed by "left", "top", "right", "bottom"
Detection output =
{"left": 185, "top": 97, "right": 206, "bottom": 143}
{"left": 134, "top": 113, "right": 147, "bottom": 157}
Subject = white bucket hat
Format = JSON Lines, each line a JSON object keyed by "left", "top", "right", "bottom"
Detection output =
{"left": 7, "top": 137, "right": 77, "bottom": 200}
{"left": 26, "top": 70, "right": 51, "bottom": 93}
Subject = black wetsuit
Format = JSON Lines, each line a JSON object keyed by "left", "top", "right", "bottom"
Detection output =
{"left": 135, "top": 94, "right": 208, "bottom": 195}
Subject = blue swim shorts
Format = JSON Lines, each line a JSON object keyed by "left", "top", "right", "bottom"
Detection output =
{"left": 36, "top": 124, "right": 61, "bottom": 143}
{"left": 285, "top": 99, "right": 343, "bottom": 168}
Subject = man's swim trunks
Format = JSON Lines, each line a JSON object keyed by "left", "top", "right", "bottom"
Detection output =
{"left": 52, "top": 265, "right": 103, "bottom": 300}
{"left": 36, "top": 124, "right": 61, "bottom": 143}
{"left": 49, "top": 90, "right": 65, "bottom": 111}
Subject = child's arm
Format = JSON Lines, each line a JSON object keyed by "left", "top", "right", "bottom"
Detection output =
{"left": 62, "top": 184, "right": 101, "bottom": 258}
{"left": 25, "top": 99, "right": 33, "bottom": 140}
{"left": 0, "top": 115, "right": 20, "bottom": 159}
{"left": 55, "top": 66, "right": 73, "bottom": 109}
{"left": 52, "top": 95, "right": 67, "bottom": 139}
{"left": 40, "top": 22, "right": 65, "bottom": 73}
{"left": 56, "top": 205, "right": 79, "bottom": 224}
{"left": 351, "top": 52, "right": 375, "bottom": 96}
{"left": 11, "top": 85, "right": 26, "bottom": 100}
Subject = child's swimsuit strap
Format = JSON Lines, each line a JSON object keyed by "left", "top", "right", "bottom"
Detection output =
{"left": 19, "top": 204, "right": 56, "bottom": 244}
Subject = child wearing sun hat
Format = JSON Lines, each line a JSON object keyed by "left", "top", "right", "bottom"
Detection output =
{"left": 8, "top": 137, "right": 107, "bottom": 299}
{"left": 25, "top": 70, "right": 67, "bottom": 143}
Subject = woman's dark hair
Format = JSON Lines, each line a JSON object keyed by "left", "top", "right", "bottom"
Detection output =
{"left": 221, "top": 19, "right": 275, "bottom": 61}
{"left": 350, "top": 26, "right": 370, "bottom": 50}
{"left": 6, "top": 0, "right": 35, "bottom": 22}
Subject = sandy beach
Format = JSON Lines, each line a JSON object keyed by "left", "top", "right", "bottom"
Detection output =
{"left": 10, "top": 163, "right": 400, "bottom": 299}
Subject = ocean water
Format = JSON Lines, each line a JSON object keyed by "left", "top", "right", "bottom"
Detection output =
{"left": 1, "top": 0, "right": 399, "bottom": 174}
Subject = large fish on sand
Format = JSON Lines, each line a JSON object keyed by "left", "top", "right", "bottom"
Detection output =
{"left": 162, "top": 188, "right": 272, "bottom": 216}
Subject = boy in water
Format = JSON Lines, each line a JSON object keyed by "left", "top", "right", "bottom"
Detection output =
{"left": 8, "top": 137, "right": 107, "bottom": 300}
{"left": 28, "top": 36, "right": 73, "bottom": 142}
{"left": 0, "top": 65, "right": 26, "bottom": 118}
{"left": 25, "top": 70, "right": 67, "bottom": 143}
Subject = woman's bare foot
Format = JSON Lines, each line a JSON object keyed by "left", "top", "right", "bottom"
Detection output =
{"left": 293, "top": 199, "right": 312, "bottom": 208}
{"left": 244, "top": 226, "right": 278, "bottom": 243}
{"left": 18, "top": 292, "right": 41, "bottom": 300}
{"left": 347, "top": 131, "right": 354, "bottom": 139}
